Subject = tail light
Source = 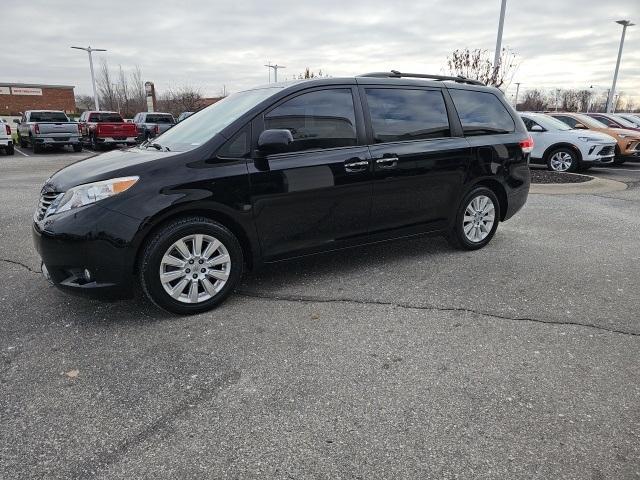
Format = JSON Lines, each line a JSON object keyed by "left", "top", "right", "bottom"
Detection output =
{"left": 34, "top": 124, "right": 40, "bottom": 134}
{"left": 5, "top": 124, "right": 10, "bottom": 136}
{"left": 153, "top": 124, "right": 159, "bottom": 136}
{"left": 520, "top": 136, "right": 534, "bottom": 154}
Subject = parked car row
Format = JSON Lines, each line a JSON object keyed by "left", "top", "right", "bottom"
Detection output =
{"left": 11, "top": 109, "right": 182, "bottom": 153}
{"left": 519, "top": 111, "right": 640, "bottom": 172}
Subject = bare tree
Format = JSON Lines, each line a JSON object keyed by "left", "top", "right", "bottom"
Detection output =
{"left": 296, "top": 68, "right": 327, "bottom": 80}
{"left": 96, "top": 59, "right": 117, "bottom": 111}
{"left": 446, "top": 47, "right": 519, "bottom": 89}
{"left": 517, "top": 89, "right": 550, "bottom": 112}
{"left": 156, "top": 86, "right": 204, "bottom": 117}
{"left": 75, "top": 94, "right": 95, "bottom": 112}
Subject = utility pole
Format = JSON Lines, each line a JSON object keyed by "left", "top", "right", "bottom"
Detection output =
{"left": 112, "top": 83, "right": 120, "bottom": 113}
{"left": 606, "top": 20, "right": 634, "bottom": 113}
{"left": 493, "top": 0, "right": 508, "bottom": 81}
{"left": 265, "top": 63, "right": 286, "bottom": 83}
{"left": 71, "top": 46, "right": 106, "bottom": 111}
{"left": 265, "top": 61, "right": 271, "bottom": 83}
{"left": 513, "top": 82, "right": 521, "bottom": 109}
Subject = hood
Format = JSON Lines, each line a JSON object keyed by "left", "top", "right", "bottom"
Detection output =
{"left": 612, "top": 128, "right": 640, "bottom": 139}
{"left": 43, "top": 147, "right": 180, "bottom": 193}
{"left": 564, "top": 129, "right": 617, "bottom": 143}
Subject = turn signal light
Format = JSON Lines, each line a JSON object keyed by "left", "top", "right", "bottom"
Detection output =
{"left": 520, "top": 136, "right": 534, "bottom": 154}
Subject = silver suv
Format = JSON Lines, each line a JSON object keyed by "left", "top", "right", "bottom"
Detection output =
{"left": 133, "top": 112, "right": 175, "bottom": 141}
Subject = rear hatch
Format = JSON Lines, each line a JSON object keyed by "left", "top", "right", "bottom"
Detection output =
{"left": 96, "top": 122, "right": 138, "bottom": 138}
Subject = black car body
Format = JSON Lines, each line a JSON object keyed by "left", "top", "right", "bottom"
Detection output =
{"left": 33, "top": 73, "right": 531, "bottom": 313}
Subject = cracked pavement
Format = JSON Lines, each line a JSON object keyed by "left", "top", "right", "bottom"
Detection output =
{"left": 1, "top": 152, "right": 639, "bottom": 479}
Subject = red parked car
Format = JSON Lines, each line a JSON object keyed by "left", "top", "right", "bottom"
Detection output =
{"left": 78, "top": 111, "right": 139, "bottom": 150}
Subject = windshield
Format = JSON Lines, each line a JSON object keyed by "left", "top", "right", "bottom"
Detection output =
{"left": 90, "top": 113, "right": 123, "bottom": 122}
{"left": 531, "top": 114, "right": 572, "bottom": 131}
{"left": 610, "top": 115, "right": 636, "bottom": 128}
{"left": 30, "top": 111, "right": 69, "bottom": 122}
{"left": 150, "top": 87, "right": 281, "bottom": 152}
{"left": 573, "top": 114, "right": 608, "bottom": 129}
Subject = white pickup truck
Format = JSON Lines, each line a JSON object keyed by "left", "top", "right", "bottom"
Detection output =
{"left": 0, "top": 119, "right": 14, "bottom": 155}
{"left": 15, "top": 110, "right": 82, "bottom": 153}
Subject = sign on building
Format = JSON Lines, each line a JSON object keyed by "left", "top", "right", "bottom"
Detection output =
{"left": 11, "top": 87, "right": 43, "bottom": 96}
{"left": 0, "top": 87, "right": 10, "bottom": 95}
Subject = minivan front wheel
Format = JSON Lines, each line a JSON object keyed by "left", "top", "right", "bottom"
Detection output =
{"left": 139, "top": 217, "right": 243, "bottom": 314}
{"left": 448, "top": 187, "right": 500, "bottom": 250}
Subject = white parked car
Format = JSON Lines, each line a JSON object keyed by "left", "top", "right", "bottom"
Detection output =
{"left": 0, "top": 119, "right": 14, "bottom": 155}
{"left": 520, "top": 112, "right": 616, "bottom": 172}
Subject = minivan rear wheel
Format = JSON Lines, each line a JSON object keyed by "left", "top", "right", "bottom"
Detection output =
{"left": 448, "top": 187, "right": 500, "bottom": 250}
{"left": 139, "top": 217, "right": 243, "bottom": 314}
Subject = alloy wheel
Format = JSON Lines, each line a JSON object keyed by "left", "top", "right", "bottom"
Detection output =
{"left": 463, "top": 195, "right": 495, "bottom": 243}
{"left": 549, "top": 151, "right": 573, "bottom": 172}
{"left": 159, "top": 234, "right": 231, "bottom": 304}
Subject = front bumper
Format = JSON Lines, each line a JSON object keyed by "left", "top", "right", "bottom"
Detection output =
{"left": 583, "top": 143, "right": 616, "bottom": 164}
{"left": 32, "top": 205, "right": 140, "bottom": 300}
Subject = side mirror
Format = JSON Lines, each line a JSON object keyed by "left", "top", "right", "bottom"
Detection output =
{"left": 530, "top": 125, "right": 544, "bottom": 132}
{"left": 574, "top": 123, "right": 587, "bottom": 129}
{"left": 258, "top": 129, "right": 293, "bottom": 155}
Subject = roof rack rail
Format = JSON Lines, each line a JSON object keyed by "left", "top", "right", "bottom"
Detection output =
{"left": 358, "top": 70, "right": 485, "bottom": 86}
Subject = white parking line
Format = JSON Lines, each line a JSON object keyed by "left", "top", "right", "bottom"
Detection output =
{"left": 14, "top": 147, "right": 29, "bottom": 157}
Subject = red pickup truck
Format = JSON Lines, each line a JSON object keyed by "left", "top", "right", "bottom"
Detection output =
{"left": 78, "top": 111, "right": 139, "bottom": 150}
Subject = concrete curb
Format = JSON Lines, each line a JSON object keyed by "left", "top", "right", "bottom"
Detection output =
{"left": 530, "top": 174, "right": 628, "bottom": 195}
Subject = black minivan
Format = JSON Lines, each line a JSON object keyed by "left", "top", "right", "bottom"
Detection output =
{"left": 33, "top": 72, "right": 532, "bottom": 314}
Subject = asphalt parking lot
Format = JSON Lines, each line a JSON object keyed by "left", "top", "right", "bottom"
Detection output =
{"left": 1, "top": 149, "right": 639, "bottom": 479}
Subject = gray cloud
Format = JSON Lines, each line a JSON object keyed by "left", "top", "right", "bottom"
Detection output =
{"left": 2, "top": 0, "right": 638, "bottom": 101}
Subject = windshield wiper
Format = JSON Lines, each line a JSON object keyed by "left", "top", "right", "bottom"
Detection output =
{"left": 145, "top": 142, "right": 170, "bottom": 152}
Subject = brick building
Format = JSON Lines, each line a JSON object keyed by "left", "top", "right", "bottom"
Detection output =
{"left": 0, "top": 83, "right": 76, "bottom": 116}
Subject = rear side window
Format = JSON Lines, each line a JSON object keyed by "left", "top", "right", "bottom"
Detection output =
{"left": 365, "top": 88, "right": 450, "bottom": 143}
{"left": 265, "top": 88, "right": 357, "bottom": 152}
{"left": 449, "top": 89, "right": 515, "bottom": 135}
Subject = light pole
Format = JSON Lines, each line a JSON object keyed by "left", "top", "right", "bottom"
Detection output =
{"left": 606, "top": 20, "right": 634, "bottom": 113}
{"left": 493, "top": 0, "right": 508, "bottom": 81}
{"left": 513, "top": 82, "right": 521, "bottom": 109}
{"left": 265, "top": 63, "right": 286, "bottom": 83}
{"left": 71, "top": 46, "right": 106, "bottom": 110}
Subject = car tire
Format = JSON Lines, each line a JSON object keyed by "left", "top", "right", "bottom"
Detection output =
{"left": 6, "top": 143, "right": 14, "bottom": 155}
{"left": 547, "top": 147, "right": 579, "bottom": 172}
{"left": 139, "top": 217, "right": 244, "bottom": 314}
{"left": 18, "top": 134, "right": 27, "bottom": 148}
{"left": 91, "top": 135, "right": 100, "bottom": 151}
{"left": 31, "top": 138, "right": 41, "bottom": 153}
{"left": 73, "top": 144, "right": 83, "bottom": 153}
{"left": 447, "top": 186, "right": 500, "bottom": 251}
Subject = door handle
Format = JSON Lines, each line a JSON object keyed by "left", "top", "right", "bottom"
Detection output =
{"left": 344, "top": 159, "right": 369, "bottom": 172}
{"left": 375, "top": 157, "right": 398, "bottom": 169}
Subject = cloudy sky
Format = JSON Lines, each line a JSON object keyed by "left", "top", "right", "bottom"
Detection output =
{"left": 2, "top": 0, "right": 638, "bottom": 102}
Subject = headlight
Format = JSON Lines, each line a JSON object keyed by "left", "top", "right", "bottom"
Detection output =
{"left": 577, "top": 136, "right": 600, "bottom": 142}
{"left": 47, "top": 176, "right": 139, "bottom": 216}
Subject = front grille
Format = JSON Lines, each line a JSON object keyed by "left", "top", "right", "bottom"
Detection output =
{"left": 36, "top": 192, "right": 60, "bottom": 221}
{"left": 598, "top": 145, "right": 614, "bottom": 156}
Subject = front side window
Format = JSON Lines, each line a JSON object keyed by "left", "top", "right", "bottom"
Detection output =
{"left": 365, "top": 88, "right": 450, "bottom": 143}
{"left": 449, "top": 89, "right": 515, "bottom": 135}
{"left": 590, "top": 115, "right": 615, "bottom": 127}
{"left": 264, "top": 88, "right": 357, "bottom": 152}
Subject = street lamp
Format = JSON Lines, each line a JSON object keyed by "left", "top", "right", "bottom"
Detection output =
{"left": 71, "top": 46, "right": 107, "bottom": 110}
{"left": 513, "top": 82, "right": 521, "bottom": 109}
{"left": 493, "top": 0, "right": 508, "bottom": 80}
{"left": 264, "top": 63, "right": 286, "bottom": 83}
{"left": 606, "top": 20, "right": 634, "bottom": 113}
